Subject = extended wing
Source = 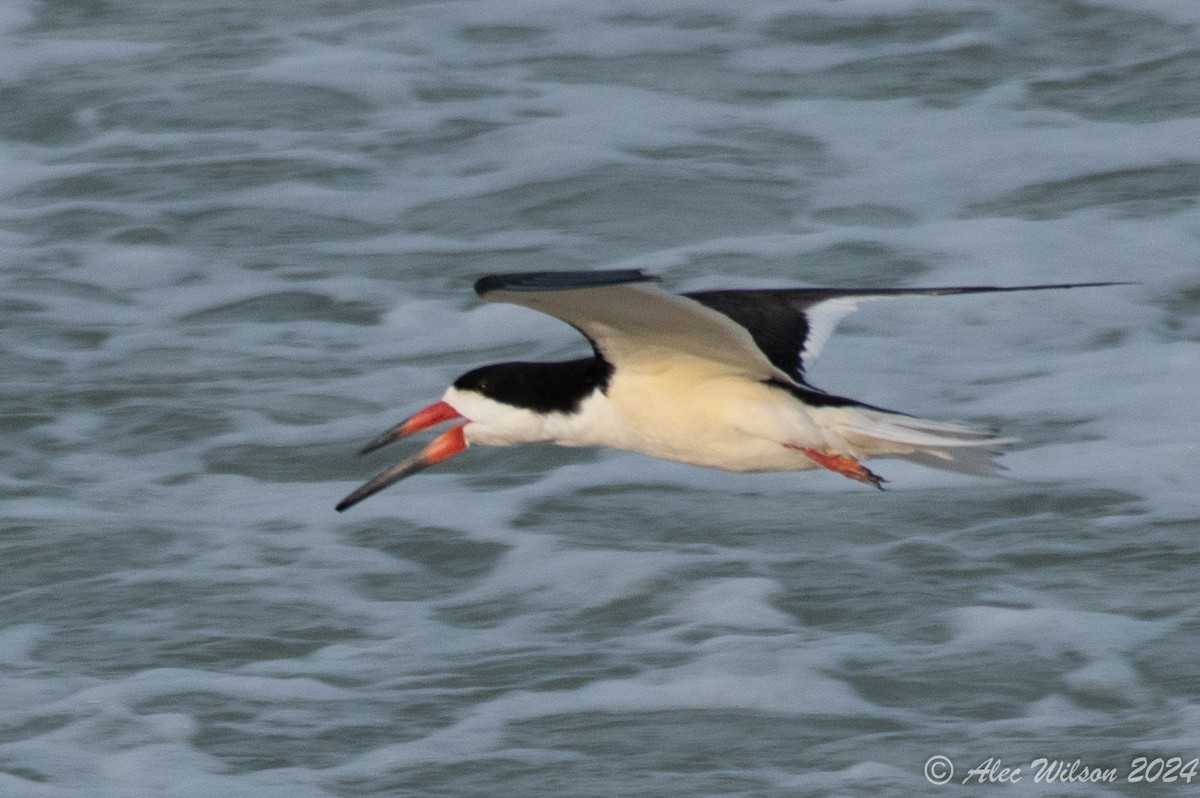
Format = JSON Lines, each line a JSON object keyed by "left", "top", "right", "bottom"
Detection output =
{"left": 686, "top": 283, "right": 1129, "bottom": 382}
{"left": 477, "top": 271, "right": 1129, "bottom": 385}
{"left": 474, "top": 270, "right": 794, "bottom": 383}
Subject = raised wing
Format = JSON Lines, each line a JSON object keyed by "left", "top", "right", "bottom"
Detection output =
{"left": 685, "top": 283, "right": 1129, "bottom": 381}
{"left": 474, "top": 270, "right": 793, "bottom": 382}
{"left": 477, "top": 272, "right": 1130, "bottom": 384}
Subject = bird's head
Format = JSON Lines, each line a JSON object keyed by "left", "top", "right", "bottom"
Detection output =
{"left": 335, "top": 362, "right": 574, "bottom": 511}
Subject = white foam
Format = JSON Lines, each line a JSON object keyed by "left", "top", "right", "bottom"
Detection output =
{"left": 767, "top": 100, "right": 1200, "bottom": 222}
{"left": 666, "top": 577, "right": 796, "bottom": 630}
{"left": 337, "top": 632, "right": 881, "bottom": 777}
{"left": 47, "top": 669, "right": 355, "bottom": 714}
{"left": 446, "top": 534, "right": 675, "bottom": 610}
{"left": 4, "top": 36, "right": 166, "bottom": 83}
{"left": 1063, "top": 657, "right": 1147, "bottom": 705}
{"left": 0, "top": 623, "right": 46, "bottom": 666}
{"left": 1076, "top": 0, "right": 1200, "bottom": 25}
{"left": 947, "top": 606, "right": 1169, "bottom": 659}
{"left": 249, "top": 43, "right": 426, "bottom": 104}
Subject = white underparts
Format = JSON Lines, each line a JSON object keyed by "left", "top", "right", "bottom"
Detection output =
{"left": 443, "top": 372, "right": 1010, "bottom": 478}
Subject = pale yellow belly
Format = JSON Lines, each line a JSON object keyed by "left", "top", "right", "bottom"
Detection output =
{"left": 598, "top": 370, "right": 828, "bottom": 472}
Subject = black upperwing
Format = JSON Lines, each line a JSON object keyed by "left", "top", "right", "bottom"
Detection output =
{"left": 476, "top": 271, "right": 1130, "bottom": 385}
{"left": 474, "top": 269, "right": 658, "bottom": 295}
{"left": 684, "top": 283, "right": 1131, "bottom": 382}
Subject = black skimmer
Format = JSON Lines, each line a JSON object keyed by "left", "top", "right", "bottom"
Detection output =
{"left": 337, "top": 270, "right": 1124, "bottom": 511}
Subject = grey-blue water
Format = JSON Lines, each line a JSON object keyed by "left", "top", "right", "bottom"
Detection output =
{"left": 3, "top": 0, "right": 1199, "bottom": 795}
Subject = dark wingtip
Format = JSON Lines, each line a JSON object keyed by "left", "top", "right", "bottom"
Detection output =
{"left": 918, "top": 281, "right": 1139, "bottom": 295}
{"left": 474, "top": 269, "right": 659, "bottom": 297}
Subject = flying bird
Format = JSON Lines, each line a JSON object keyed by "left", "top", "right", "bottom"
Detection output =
{"left": 337, "top": 270, "right": 1122, "bottom": 511}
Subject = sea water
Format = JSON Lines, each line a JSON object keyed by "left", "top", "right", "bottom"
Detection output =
{"left": 2, "top": 0, "right": 1199, "bottom": 795}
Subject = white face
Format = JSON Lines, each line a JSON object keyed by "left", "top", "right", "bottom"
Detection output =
{"left": 441, "top": 386, "right": 557, "bottom": 447}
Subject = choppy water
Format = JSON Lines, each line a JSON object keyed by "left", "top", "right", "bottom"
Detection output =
{"left": 3, "top": 0, "right": 1200, "bottom": 795}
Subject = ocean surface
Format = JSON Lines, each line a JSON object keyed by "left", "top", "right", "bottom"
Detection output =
{"left": 3, "top": 0, "right": 1200, "bottom": 795}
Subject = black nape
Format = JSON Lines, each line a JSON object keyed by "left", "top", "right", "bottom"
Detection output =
{"left": 454, "top": 357, "right": 613, "bottom": 414}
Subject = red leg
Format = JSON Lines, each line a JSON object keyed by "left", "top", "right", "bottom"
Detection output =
{"left": 785, "top": 445, "right": 886, "bottom": 489}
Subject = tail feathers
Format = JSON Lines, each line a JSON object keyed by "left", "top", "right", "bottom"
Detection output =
{"left": 837, "top": 408, "right": 1014, "bottom": 477}
{"left": 892, "top": 446, "right": 1009, "bottom": 477}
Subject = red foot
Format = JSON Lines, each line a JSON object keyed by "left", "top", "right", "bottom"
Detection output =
{"left": 785, "top": 445, "right": 886, "bottom": 489}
